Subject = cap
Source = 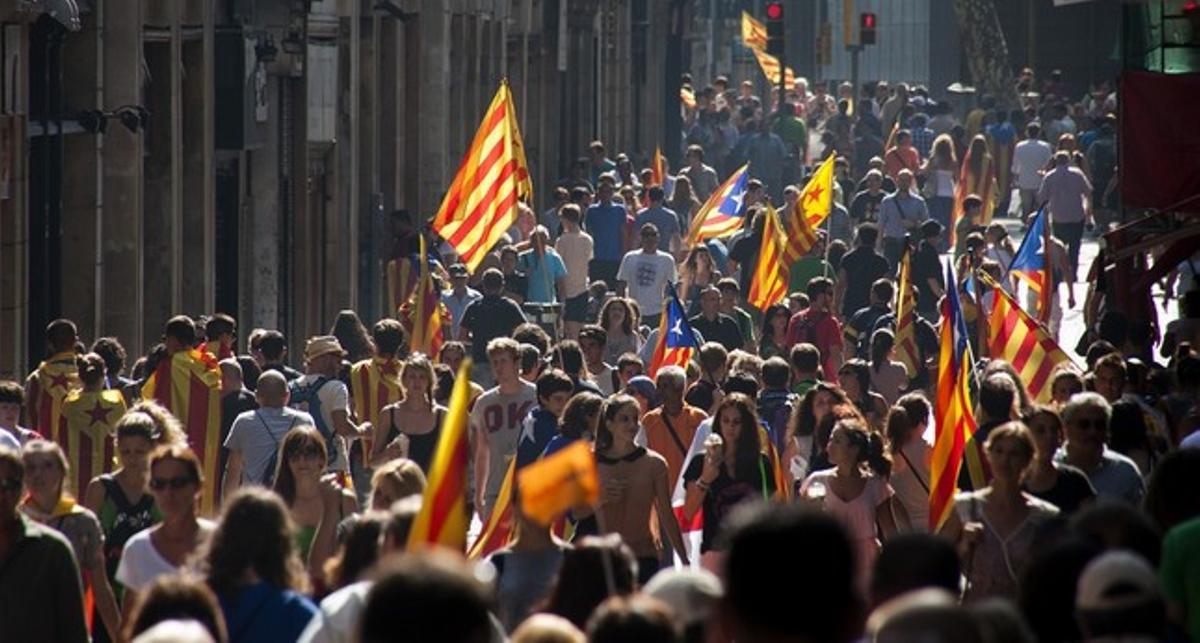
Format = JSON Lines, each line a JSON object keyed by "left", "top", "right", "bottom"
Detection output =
{"left": 643, "top": 568, "right": 724, "bottom": 626}
{"left": 448, "top": 263, "right": 469, "bottom": 278}
{"left": 1076, "top": 550, "right": 1162, "bottom": 612}
{"left": 304, "top": 335, "right": 347, "bottom": 362}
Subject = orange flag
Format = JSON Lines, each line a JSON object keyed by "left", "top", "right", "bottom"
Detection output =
{"left": 407, "top": 359, "right": 472, "bottom": 551}
{"left": 142, "top": 349, "right": 221, "bottom": 515}
{"left": 517, "top": 441, "right": 599, "bottom": 526}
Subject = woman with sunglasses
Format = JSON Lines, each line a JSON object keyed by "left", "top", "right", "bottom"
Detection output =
{"left": 369, "top": 354, "right": 446, "bottom": 474}
{"left": 272, "top": 426, "right": 356, "bottom": 588}
{"left": 20, "top": 439, "right": 122, "bottom": 641}
{"left": 82, "top": 407, "right": 184, "bottom": 642}
{"left": 116, "top": 445, "right": 216, "bottom": 620}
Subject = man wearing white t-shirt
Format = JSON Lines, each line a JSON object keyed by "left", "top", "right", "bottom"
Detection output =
{"left": 1011, "top": 122, "right": 1053, "bottom": 220}
{"left": 617, "top": 223, "right": 677, "bottom": 330}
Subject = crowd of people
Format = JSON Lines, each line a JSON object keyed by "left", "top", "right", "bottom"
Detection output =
{"left": 1, "top": 67, "right": 1198, "bottom": 643}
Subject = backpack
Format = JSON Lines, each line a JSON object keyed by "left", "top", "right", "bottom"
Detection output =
{"left": 287, "top": 376, "right": 336, "bottom": 461}
{"left": 257, "top": 411, "right": 298, "bottom": 488}
{"left": 759, "top": 393, "right": 796, "bottom": 452}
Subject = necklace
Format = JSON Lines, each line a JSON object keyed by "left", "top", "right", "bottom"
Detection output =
{"left": 596, "top": 447, "right": 646, "bottom": 465}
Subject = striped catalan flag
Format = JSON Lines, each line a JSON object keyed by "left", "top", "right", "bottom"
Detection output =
{"left": 748, "top": 203, "right": 788, "bottom": 311}
{"left": 929, "top": 260, "right": 978, "bottom": 531}
{"left": 741, "top": 11, "right": 768, "bottom": 51}
{"left": 433, "top": 82, "right": 532, "bottom": 273}
{"left": 651, "top": 146, "right": 665, "bottom": 187}
{"left": 686, "top": 164, "right": 750, "bottom": 244}
{"left": 950, "top": 145, "right": 998, "bottom": 246}
{"left": 894, "top": 247, "right": 921, "bottom": 382}
{"left": 58, "top": 389, "right": 126, "bottom": 497}
{"left": 985, "top": 274, "right": 1076, "bottom": 403}
{"left": 408, "top": 359, "right": 472, "bottom": 551}
{"left": 781, "top": 155, "right": 834, "bottom": 265}
{"left": 350, "top": 356, "right": 403, "bottom": 460}
{"left": 407, "top": 235, "right": 445, "bottom": 357}
{"left": 648, "top": 284, "right": 701, "bottom": 378}
{"left": 27, "top": 352, "right": 81, "bottom": 442}
{"left": 467, "top": 458, "right": 516, "bottom": 559}
{"left": 751, "top": 46, "right": 796, "bottom": 88}
{"left": 1007, "top": 207, "right": 1053, "bottom": 323}
{"left": 142, "top": 348, "right": 222, "bottom": 515}
{"left": 385, "top": 256, "right": 421, "bottom": 317}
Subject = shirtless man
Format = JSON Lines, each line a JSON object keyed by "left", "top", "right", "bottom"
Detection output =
{"left": 593, "top": 394, "right": 689, "bottom": 585}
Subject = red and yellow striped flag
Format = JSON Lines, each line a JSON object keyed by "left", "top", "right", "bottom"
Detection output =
{"left": 748, "top": 203, "right": 789, "bottom": 311}
{"left": 385, "top": 257, "right": 421, "bottom": 317}
{"left": 407, "top": 236, "right": 445, "bottom": 357}
{"left": 408, "top": 359, "right": 472, "bottom": 551}
{"left": 58, "top": 389, "right": 126, "bottom": 497}
{"left": 142, "top": 349, "right": 221, "bottom": 515}
{"left": 986, "top": 276, "right": 1076, "bottom": 403}
{"left": 930, "top": 261, "right": 978, "bottom": 531}
{"left": 467, "top": 458, "right": 516, "bottom": 559}
{"left": 894, "top": 247, "right": 921, "bottom": 381}
{"left": 27, "top": 352, "right": 81, "bottom": 442}
{"left": 751, "top": 47, "right": 796, "bottom": 88}
{"left": 741, "top": 11, "right": 768, "bottom": 51}
{"left": 350, "top": 356, "right": 403, "bottom": 460}
{"left": 651, "top": 146, "right": 666, "bottom": 187}
{"left": 781, "top": 155, "right": 834, "bottom": 264}
{"left": 433, "top": 82, "right": 532, "bottom": 273}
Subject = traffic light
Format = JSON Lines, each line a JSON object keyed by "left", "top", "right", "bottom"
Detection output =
{"left": 766, "top": 2, "right": 785, "bottom": 59}
{"left": 859, "top": 12, "right": 877, "bottom": 46}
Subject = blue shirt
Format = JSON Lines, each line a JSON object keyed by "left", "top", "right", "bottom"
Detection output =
{"left": 440, "top": 287, "right": 483, "bottom": 336}
{"left": 585, "top": 202, "right": 628, "bottom": 261}
{"left": 220, "top": 582, "right": 317, "bottom": 643}
{"left": 634, "top": 206, "right": 681, "bottom": 251}
{"left": 517, "top": 406, "right": 560, "bottom": 468}
{"left": 877, "top": 191, "right": 929, "bottom": 239}
{"left": 518, "top": 249, "right": 568, "bottom": 303}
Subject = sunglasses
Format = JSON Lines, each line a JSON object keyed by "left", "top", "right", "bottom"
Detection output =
{"left": 150, "top": 476, "right": 196, "bottom": 491}
{"left": 287, "top": 445, "right": 324, "bottom": 461}
{"left": 0, "top": 477, "right": 22, "bottom": 493}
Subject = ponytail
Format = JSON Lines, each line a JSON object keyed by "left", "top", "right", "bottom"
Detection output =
{"left": 884, "top": 405, "right": 912, "bottom": 455}
{"left": 76, "top": 353, "right": 106, "bottom": 388}
{"left": 865, "top": 431, "right": 892, "bottom": 478}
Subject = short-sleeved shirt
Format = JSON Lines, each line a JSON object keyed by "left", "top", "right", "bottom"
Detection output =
{"left": 441, "top": 288, "right": 483, "bottom": 337}
{"left": 845, "top": 304, "right": 891, "bottom": 358}
{"left": 224, "top": 406, "right": 316, "bottom": 485}
{"left": 688, "top": 313, "right": 744, "bottom": 352}
{"left": 0, "top": 515, "right": 87, "bottom": 643}
{"left": 518, "top": 249, "right": 568, "bottom": 303}
{"left": 681, "top": 164, "right": 720, "bottom": 202}
{"left": 849, "top": 190, "right": 885, "bottom": 224}
{"left": 642, "top": 405, "right": 707, "bottom": 486}
{"left": 1161, "top": 517, "right": 1200, "bottom": 643}
{"left": 634, "top": 206, "right": 681, "bottom": 251}
{"left": 1023, "top": 463, "right": 1096, "bottom": 515}
{"left": 460, "top": 295, "right": 528, "bottom": 361}
{"left": 555, "top": 230, "right": 594, "bottom": 298}
{"left": 1054, "top": 447, "right": 1145, "bottom": 506}
{"left": 116, "top": 519, "right": 216, "bottom": 591}
{"left": 1038, "top": 165, "right": 1092, "bottom": 224}
{"left": 470, "top": 383, "right": 538, "bottom": 516}
{"left": 617, "top": 250, "right": 677, "bottom": 317}
{"left": 28, "top": 506, "right": 104, "bottom": 580}
{"left": 683, "top": 452, "right": 774, "bottom": 552}
{"left": 585, "top": 202, "right": 628, "bottom": 261}
{"left": 838, "top": 247, "right": 891, "bottom": 317}
{"left": 219, "top": 581, "right": 318, "bottom": 643}
{"left": 877, "top": 192, "right": 928, "bottom": 239}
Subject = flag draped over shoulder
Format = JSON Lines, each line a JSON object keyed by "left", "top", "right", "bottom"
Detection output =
{"left": 748, "top": 203, "right": 788, "bottom": 311}
{"left": 985, "top": 275, "right": 1076, "bottom": 403}
{"left": 648, "top": 284, "right": 701, "bottom": 378}
{"left": 142, "top": 349, "right": 221, "bottom": 515}
{"left": 28, "top": 352, "right": 81, "bottom": 442}
{"left": 750, "top": 47, "right": 796, "bottom": 87}
{"left": 781, "top": 155, "right": 834, "bottom": 264}
{"left": 686, "top": 164, "right": 750, "bottom": 244}
{"left": 407, "top": 235, "right": 446, "bottom": 356}
{"left": 741, "top": 11, "right": 768, "bottom": 51}
{"left": 929, "top": 260, "right": 978, "bottom": 531}
{"left": 350, "top": 356, "right": 403, "bottom": 460}
{"left": 518, "top": 441, "right": 599, "bottom": 526}
{"left": 58, "top": 389, "right": 126, "bottom": 497}
{"left": 1007, "top": 207, "right": 1053, "bottom": 322}
{"left": 432, "top": 82, "right": 532, "bottom": 273}
{"left": 894, "top": 247, "right": 921, "bottom": 381}
{"left": 408, "top": 360, "right": 473, "bottom": 551}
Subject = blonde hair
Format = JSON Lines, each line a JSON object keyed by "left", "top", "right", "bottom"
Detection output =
{"left": 369, "top": 458, "right": 427, "bottom": 508}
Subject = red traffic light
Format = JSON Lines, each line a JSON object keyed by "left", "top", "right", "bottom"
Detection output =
{"left": 766, "top": 2, "right": 784, "bottom": 21}
{"left": 861, "top": 12, "right": 877, "bottom": 29}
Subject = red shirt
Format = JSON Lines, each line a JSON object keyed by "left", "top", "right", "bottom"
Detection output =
{"left": 785, "top": 308, "right": 844, "bottom": 381}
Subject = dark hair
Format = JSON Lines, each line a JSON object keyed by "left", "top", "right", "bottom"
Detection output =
{"left": 47, "top": 318, "right": 79, "bottom": 352}
{"left": 724, "top": 372, "right": 759, "bottom": 398}
{"left": 513, "top": 323, "right": 553, "bottom": 355}
{"left": 272, "top": 426, "right": 329, "bottom": 506}
{"left": 595, "top": 394, "right": 641, "bottom": 455}
{"left": 554, "top": 341, "right": 587, "bottom": 380}
{"left": 760, "top": 304, "right": 791, "bottom": 345}
{"left": 806, "top": 277, "right": 834, "bottom": 300}
{"left": 761, "top": 357, "right": 790, "bottom": 389}
{"left": 870, "top": 533, "right": 961, "bottom": 608}
{"left": 1108, "top": 400, "right": 1152, "bottom": 461}
{"left": 360, "top": 552, "right": 493, "bottom": 643}
{"left": 788, "top": 382, "right": 852, "bottom": 441}
{"left": 1144, "top": 448, "right": 1200, "bottom": 532}
{"left": 586, "top": 595, "right": 681, "bottom": 643}
{"left": 713, "top": 393, "right": 764, "bottom": 482}
{"left": 578, "top": 324, "right": 608, "bottom": 348}
{"left": 91, "top": 337, "right": 128, "bottom": 379}
{"left": 325, "top": 512, "right": 387, "bottom": 591}
{"left": 0, "top": 380, "right": 23, "bottom": 406}
{"left": 697, "top": 342, "right": 728, "bottom": 376}
{"left": 331, "top": 310, "right": 375, "bottom": 363}
{"left": 536, "top": 368, "right": 575, "bottom": 403}
{"left": 236, "top": 355, "right": 261, "bottom": 391}
{"left": 884, "top": 405, "right": 915, "bottom": 455}
{"left": 559, "top": 392, "right": 605, "bottom": 442}
{"left": 1018, "top": 537, "right": 1102, "bottom": 642}
{"left": 203, "top": 487, "right": 308, "bottom": 596}
{"left": 855, "top": 223, "right": 879, "bottom": 248}
{"left": 125, "top": 575, "right": 229, "bottom": 643}
{"left": 206, "top": 313, "right": 236, "bottom": 340}
{"left": 599, "top": 298, "right": 637, "bottom": 337}
{"left": 870, "top": 278, "right": 895, "bottom": 304}
{"left": 432, "top": 364, "right": 455, "bottom": 405}
{"left": 542, "top": 535, "right": 637, "bottom": 629}
{"left": 1071, "top": 502, "right": 1162, "bottom": 566}
{"left": 869, "top": 329, "right": 895, "bottom": 374}
{"left": 723, "top": 505, "right": 858, "bottom": 643}
{"left": 838, "top": 359, "right": 872, "bottom": 399}
{"left": 789, "top": 343, "right": 821, "bottom": 374}
{"left": 76, "top": 352, "right": 107, "bottom": 388}
{"left": 979, "top": 374, "right": 1017, "bottom": 420}
{"left": 165, "top": 315, "right": 197, "bottom": 347}
{"left": 372, "top": 319, "right": 407, "bottom": 357}
{"left": 258, "top": 330, "right": 288, "bottom": 361}
{"left": 835, "top": 418, "right": 891, "bottom": 477}
{"left": 150, "top": 444, "right": 204, "bottom": 487}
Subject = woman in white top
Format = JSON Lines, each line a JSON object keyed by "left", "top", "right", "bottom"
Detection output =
{"left": 919, "top": 134, "right": 958, "bottom": 252}
{"left": 885, "top": 393, "right": 933, "bottom": 533}
{"left": 117, "top": 445, "right": 215, "bottom": 619}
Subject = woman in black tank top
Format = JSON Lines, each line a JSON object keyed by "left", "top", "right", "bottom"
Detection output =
{"left": 368, "top": 355, "right": 448, "bottom": 473}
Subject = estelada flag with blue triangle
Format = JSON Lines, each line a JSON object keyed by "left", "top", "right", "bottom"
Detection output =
{"left": 1007, "top": 206, "right": 1053, "bottom": 322}
{"left": 648, "top": 283, "right": 701, "bottom": 378}
{"left": 686, "top": 164, "right": 750, "bottom": 244}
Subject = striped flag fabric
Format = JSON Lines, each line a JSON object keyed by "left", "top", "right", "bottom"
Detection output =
{"left": 741, "top": 11, "right": 768, "bottom": 51}
{"left": 1007, "top": 207, "right": 1053, "bottom": 323}
{"left": 686, "top": 164, "right": 750, "bottom": 244}
{"left": 750, "top": 46, "right": 796, "bottom": 87}
{"left": 432, "top": 82, "right": 532, "bottom": 273}
{"left": 648, "top": 284, "right": 701, "bottom": 378}
{"left": 407, "top": 235, "right": 445, "bottom": 357}
{"left": 950, "top": 147, "right": 998, "bottom": 246}
{"left": 385, "top": 256, "right": 421, "bottom": 317}
{"left": 408, "top": 359, "right": 473, "bottom": 551}
{"left": 651, "top": 146, "right": 665, "bottom": 187}
{"left": 350, "top": 355, "right": 403, "bottom": 461}
{"left": 467, "top": 458, "right": 516, "bottom": 559}
{"left": 58, "top": 389, "right": 126, "bottom": 497}
{"left": 27, "top": 352, "right": 81, "bottom": 442}
{"left": 780, "top": 155, "right": 834, "bottom": 264}
{"left": 894, "top": 247, "right": 921, "bottom": 382}
{"left": 929, "top": 260, "right": 978, "bottom": 531}
{"left": 985, "top": 275, "right": 1076, "bottom": 403}
{"left": 142, "top": 348, "right": 222, "bottom": 515}
{"left": 748, "top": 203, "right": 789, "bottom": 311}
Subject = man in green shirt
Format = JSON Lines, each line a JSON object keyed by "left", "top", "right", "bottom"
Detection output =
{"left": 718, "top": 278, "right": 757, "bottom": 354}
{"left": 773, "top": 101, "right": 808, "bottom": 166}
{"left": 1162, "top": 516, "right": 1200, "bottom": 642}
{"left": 788, "top": 230, "right": 834, "bottom": 295}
